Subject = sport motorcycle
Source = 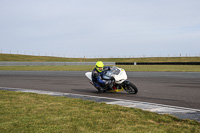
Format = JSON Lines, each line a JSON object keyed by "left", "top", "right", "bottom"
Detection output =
{"left": 85, "top": 66, "right": 138, "bottom": 94}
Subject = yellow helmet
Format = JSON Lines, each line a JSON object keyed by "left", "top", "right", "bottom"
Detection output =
{"left": 96, "top": 61, "right": 104, "bottom": 72}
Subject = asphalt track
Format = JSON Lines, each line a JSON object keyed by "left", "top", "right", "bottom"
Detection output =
{"left": 0, "top": 71, "right": 200, "bottom": 110}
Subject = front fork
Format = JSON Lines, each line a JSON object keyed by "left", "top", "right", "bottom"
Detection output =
{"left": 121, "top": 80, "right": 131, "bottom": 88}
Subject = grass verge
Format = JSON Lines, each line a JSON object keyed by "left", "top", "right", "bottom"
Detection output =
{"left": 0, "top": 65, "right": 200, "bottom": 72}
{"left": 1, "top": 53, "right": 200, "bottom": 62}
{"left": 0, "top": 90, "right": 199, "bottom": 133}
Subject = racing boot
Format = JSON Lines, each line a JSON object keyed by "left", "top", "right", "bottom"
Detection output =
{"left": 97, "top": 87, "right": 104, "bottom": 93}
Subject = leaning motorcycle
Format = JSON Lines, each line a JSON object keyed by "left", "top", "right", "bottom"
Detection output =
{"left": 85, "top": 66, "right": 138, "bottom": 94}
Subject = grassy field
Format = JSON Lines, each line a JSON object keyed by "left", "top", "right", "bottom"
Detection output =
{"left": 0, "top": 90, "right": 199, "bottom": 133}
{"left": 1, "top": 53, "right": 200, "bottom": 62}
{"left": 1, "top": 54, "right": 200, "bottom": 72}
{"left": 0, "top": 65, "right": 200, "bottom": 72}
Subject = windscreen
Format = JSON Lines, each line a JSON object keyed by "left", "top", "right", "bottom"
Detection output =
{"left": 110, "top": 66, "right": 120, "bottom": 75}
{"left": 102, "top": 66, "right": 120, "bottom": 80}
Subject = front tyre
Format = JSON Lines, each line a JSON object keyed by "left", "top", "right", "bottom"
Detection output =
{"left": 123, "top": 81, "right": 138, "bottom": 94}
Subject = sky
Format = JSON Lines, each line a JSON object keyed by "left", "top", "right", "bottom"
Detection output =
{"left": 0, "top": 0, "right": 200, "bottom": 58}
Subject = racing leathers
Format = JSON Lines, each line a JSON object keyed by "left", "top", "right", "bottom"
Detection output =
{"left": 92, "top": 66, "right": 111, "bottom": 93}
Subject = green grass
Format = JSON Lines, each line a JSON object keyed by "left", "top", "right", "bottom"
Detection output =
{"left": 1, "top": 54, "right": 200, "bottom": 72}
{"left": 1, "top": 53, "right": 200, "bottom": 62}
{"left": 0, "top": 90, "right": 199, "bottom": 133}
{"left": 0, "top": 65, "right": 200, "bottom": 72}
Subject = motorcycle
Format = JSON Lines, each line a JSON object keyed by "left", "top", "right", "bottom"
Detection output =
{"left": 85, "top": 66, "right": 138, "bottom": 94}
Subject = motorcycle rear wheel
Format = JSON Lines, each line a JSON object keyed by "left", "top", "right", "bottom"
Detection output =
{"left": 124, "top": 82, "right": 138, "bottom": 94}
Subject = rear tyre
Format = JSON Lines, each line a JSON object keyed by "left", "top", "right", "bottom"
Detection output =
{"left": 124, "top": 82, "right": 138, "bottom": 94}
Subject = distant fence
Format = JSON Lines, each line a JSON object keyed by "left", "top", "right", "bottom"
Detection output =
{"left": 0, "top": 62, "right": 200, "bottom": 66}
{"left": 116, "top": 62, "right": 200, "bottom": 65}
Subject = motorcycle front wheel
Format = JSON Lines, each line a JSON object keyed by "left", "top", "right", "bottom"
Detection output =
{"left": 123, "top": 82, "right": 138, "bottom": 94}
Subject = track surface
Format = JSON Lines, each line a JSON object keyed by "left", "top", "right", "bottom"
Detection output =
{"left": 0, "top": 71, "right": 200, "bottom": 109}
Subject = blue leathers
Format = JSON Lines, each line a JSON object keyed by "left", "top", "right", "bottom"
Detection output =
{"left": 92, "top": 66, "right": 110, "bottom": 88}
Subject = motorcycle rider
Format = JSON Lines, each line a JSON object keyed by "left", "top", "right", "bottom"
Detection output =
{"left": 92, "top": 61, "right": 111, "bottom": 93}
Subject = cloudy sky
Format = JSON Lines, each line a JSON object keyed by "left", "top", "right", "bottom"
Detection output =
{"left": 0, "top": 0, "right": 200, "bottom": 58}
